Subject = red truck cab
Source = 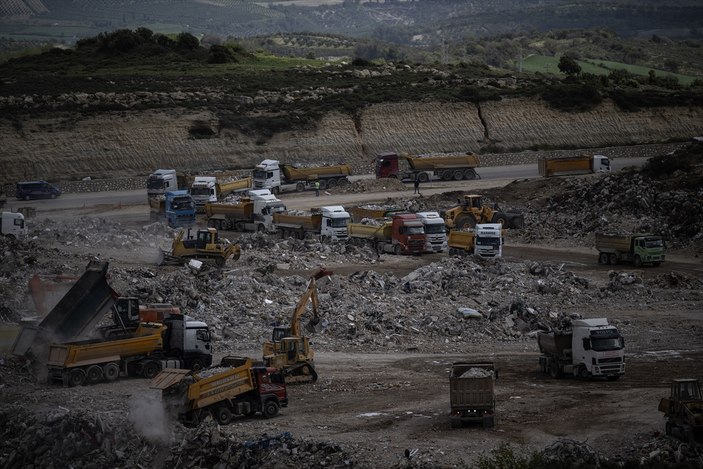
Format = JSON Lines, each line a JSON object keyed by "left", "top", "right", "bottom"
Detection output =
{"left": 375, "top": 152, "right": 401, "bottom": 179}
{"left": 391, "top": 214, "right": 426, "bottom": 255}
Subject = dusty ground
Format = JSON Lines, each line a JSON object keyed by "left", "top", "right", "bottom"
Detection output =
{"left": 1, "top": 167, "right": 702, "bottom": 468}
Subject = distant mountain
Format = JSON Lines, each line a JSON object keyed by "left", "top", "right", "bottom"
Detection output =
{"left": 2, "top": 0, "right": 702, "bottom": 45}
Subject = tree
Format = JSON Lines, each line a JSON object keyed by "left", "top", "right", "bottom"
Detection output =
{"left": 558, "top": 55, "right": 581, "bottom": 77}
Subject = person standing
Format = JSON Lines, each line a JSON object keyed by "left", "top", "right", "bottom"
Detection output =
{"left": 315, "top": 180, "right": 320, "bottom": 196}
{"left": 413, "top": 177, "right": 420, "bottom": 194}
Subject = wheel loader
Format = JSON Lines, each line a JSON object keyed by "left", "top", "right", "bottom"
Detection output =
{"left": 659, "top": 378, "right": 703, "bottom": 445}
{"left": 160, "top": 228, "right": 240, "bottom": 266}
{"left": 443, "top": 194, "right": 524, "bottom": 230}
{"left": 262, "top": 268, "right": 332, "bottom": 383}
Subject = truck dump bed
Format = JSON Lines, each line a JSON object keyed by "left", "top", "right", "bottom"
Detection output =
{"left": 273, "top": 211, "right": 322, "bottom": 230}
{"left": 447, "top": 230, "right": 475, "bottom": 251}
{"left": 47, "top": 324, "right": 164, "bottom": 368}
{"left": 406, "top": 153, "right": 479, "bottom": 170}
{"left": 205, "top": 201, "right": 254, "bottom": 219}
{"left": 537, "top": 156, "right": 592, "bottom": 177}
{"left": 595, "top": 233, "right": 635, "bottom": 252}
{"left": 217, "top": 177, "right": 252, "bottom": 195}
{"left": 348, "top": 222, "right": 392, "bottom": 239}
{"left": 449, "top": 363, "right": 495, "bottom": 409}
{"left": 282, "top": 164, "right": 352, "bottom": 181}
{"left": 537, "top": 331, "right": 573, "bottom": 355}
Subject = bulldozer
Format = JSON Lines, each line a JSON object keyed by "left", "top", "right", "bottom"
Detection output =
{"left": 262, "top": 267, "right": 332, "bottom": 384}
{"left": 160, "top": 228, "right": 240, "bottom": 267}
{"left": 443, "top": 194, "right": 524, "bottom": 230}
{"left": 659, "top": 378, "right": 703, "bottom": 445}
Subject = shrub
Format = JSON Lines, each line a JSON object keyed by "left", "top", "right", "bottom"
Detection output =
{"left": 542, "top": 83, "right": 602, "bottom": 111}
{"left": 177, "top": 32, "right": 200, "bottom": 50}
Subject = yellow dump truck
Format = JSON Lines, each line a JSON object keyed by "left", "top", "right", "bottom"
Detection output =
{"left": 273, "top": 206, "right": 350, "bottom": 241}
{"left": 253, "top": 159, "right": 352, "bottom": 194}
{"left": 537, "top": 154, "right": 610, "bottom": 177}
{"left": 190, "top": 175, "right": 253, "bottom": 210}
{"left": 152, "top": 356, "right": 288, "bottom": 426}
{"left": 46, "top": 316, "right": 213, "bottom": 387}
{"left": 375, "top": 152, "right": 480, "bottom": 182}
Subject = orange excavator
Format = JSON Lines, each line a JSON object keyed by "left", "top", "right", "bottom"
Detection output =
{"left": 262, "top": 267, "right": 332, "bottom": 383}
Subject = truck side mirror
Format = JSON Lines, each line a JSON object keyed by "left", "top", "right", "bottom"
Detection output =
{"left": 582, "top": 338, "right": 591, "bottom": 350}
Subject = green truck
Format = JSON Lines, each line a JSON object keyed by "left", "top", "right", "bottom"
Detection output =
{"left": 595, "top": 233, "right": 665, "bottom": 267}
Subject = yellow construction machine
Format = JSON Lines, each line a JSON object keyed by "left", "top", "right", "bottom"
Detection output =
{"left": 160, "top": 228, "right": 240, "bottom": 266}
{"left": 262, "top": 268, "right": 332, "bottom": 383}
{"left": 443, "top": 194, "right": 524, "bottom": 230}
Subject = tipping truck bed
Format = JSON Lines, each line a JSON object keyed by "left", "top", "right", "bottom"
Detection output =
{"left": 349, "top": 206, "right": 403, "bottom": 223}
{"left": 12, "top": 261, "right": 116, "bottom": 356}
{"left": 282, "top": 164, "right": 352, "bottom": 182}
{"left": 449, "top": 362, "right": 496, "bottom": 428}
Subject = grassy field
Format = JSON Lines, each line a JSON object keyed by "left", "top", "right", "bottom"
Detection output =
{"left": 523, "top": 54, "right": 697, "bottom": 86}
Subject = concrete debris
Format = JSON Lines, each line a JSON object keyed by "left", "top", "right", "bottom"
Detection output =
{"left": 459, "top": 367, "right": 494, "bottom": 378}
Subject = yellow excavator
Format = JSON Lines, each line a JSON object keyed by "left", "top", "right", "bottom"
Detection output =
{"left": 262, "top": 267, "right": 332, "bottom": 384}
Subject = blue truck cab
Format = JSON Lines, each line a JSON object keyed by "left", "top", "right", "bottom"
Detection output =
{"left": 165, "top": 190, "right": 196, "bottom": 228}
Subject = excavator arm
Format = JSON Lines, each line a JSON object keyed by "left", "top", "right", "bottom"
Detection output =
{"left": 288, "top": 267, "right": 332, "bottom": 337}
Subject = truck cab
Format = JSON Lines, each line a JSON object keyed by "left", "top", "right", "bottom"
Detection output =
{"left": 320, "top": 206, "right": 350, "bottom": 241}
{"left": 375, "top": 152, "right": 401, "bottom": 179}
{"left": 474, "top": 223, "right": 503, "bottom": 257}
{"left": 570, "top": 318, "right": 625, "bottom": 379}
{"left": 147, "top": 169, "right": 179, "bottom": 198}
{"left": 165, "top": 190, "right": 196, "bottom": 228}
{"left": 416, "top": 211, "right": 447, "bottom": 253}
{"left": 190, "top": 176, "right": 218, "bottom": 210}
{"left": 253, "top": 159, "right": 284, "bottom": 192}
{"left": 1, "top": 211, "right": 27, "bottom": 240}
{"left": 592, "top": 154, "right": 611, "bottom": 172}
{"left": 391, "top": 214, "right": 426, "bottom": 255}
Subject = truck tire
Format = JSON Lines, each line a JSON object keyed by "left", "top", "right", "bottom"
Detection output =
{"left": 454, "top": 215, "right": 475, "bottom": 230}
{"left": 441, "top": 171, "right": 452, "bottom": 181}
{"left": 213, "top": 406, "right": 233, "bottom": 425}
{"left": 68, "top": 368, "right": 86, "bottom": 387}
{"left": 548, "top": 361, "right": 562, "bottom": 379}
{"left": 295, "top": 182, "right": 305, "bottom": 192}
{"left": 453, "top": 170, "right": 464, "bottom": 181}
{"left": 86, "top": 365, "right": 103, "bottom": 384}
{"left": 578, "top": 366, "right": 590, "bottom": 380}
{"left": 141, "top": 361, "right": 160, "bottom": 380}
{"left": 417, "top": 173, "right": 430, "bottom": 183}
{"left": 463, "top": 169, "right": 477, "bottom": 180}
{"left": 634, "top": 255, "right": 642, "bottom": 267}
{"left": 394, "top": 244, "right": 402, "bottom": 255}
{"left": 104, "top": 362, "right": 119, "bottom": 382}
{"left": 191, "top": 358, "right": 206, "bottom": 372}
{"left": 263, "top": 400, "right": 280, "bottom": 419}
{"left": 491, "top": 212, "right": 509, "bottom": 227}
{"left": 482, "top": 415, "right": 495, "bottom": 429}
{"left": 337, "top": 178, "right": 350, "bottom": 186}
{"left": 598, "top": 253, "right": 609, "bottom": 264}
{"left": 608, "top": 254, "right": 618, "bottom": 265}
{"left": 327, "top": 179, "right": 338, "bottom": 188}
{"left": 508, "top": 215, "right": 525, "bottom": 229}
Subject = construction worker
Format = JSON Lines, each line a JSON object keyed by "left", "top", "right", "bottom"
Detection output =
{"left": 315, "top": 180, "right": 320, "bottom": 196}
{"left": 413, "top": 177, "right": 421, "bottom": 194}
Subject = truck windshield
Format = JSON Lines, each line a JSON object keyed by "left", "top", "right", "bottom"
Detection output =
{"left": 591, "top": 336, "right": 623, "bottom": 351}
{"left": 424, "top": 224, "right": 446, "bottom": 234}
{"left": 190, "top": 187, "right": 210, "bottom": 196}
{"left": 644, "top": 238, "right": 664, "bottom": 248}
{"left": 147, "top": 178, "right": 165, "bottom": 190}
{"left": 253, "top": 169, "right": 269, "bottom": 179}
{"left": 172, "top": 198, "right": 194, "bottom": 210}
{"left": 476, "top": 236, "right": 500, "bottom": 246}
{"left": 329, "top": 218, "right": 349, "bottom": 228}
{"left": 405, "top": 226, "right": 425, "bottom": 235}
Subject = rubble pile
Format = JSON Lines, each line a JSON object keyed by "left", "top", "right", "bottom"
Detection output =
{"left": 0, "top": 405, "right": 357, "bottom": 469}
{"left": 512, "top": 170, "right": 702, "bottom": 249}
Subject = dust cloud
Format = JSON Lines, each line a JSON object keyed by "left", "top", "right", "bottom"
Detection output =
{"left": 128, "top": 392, "right": 171, "bottom": 444}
